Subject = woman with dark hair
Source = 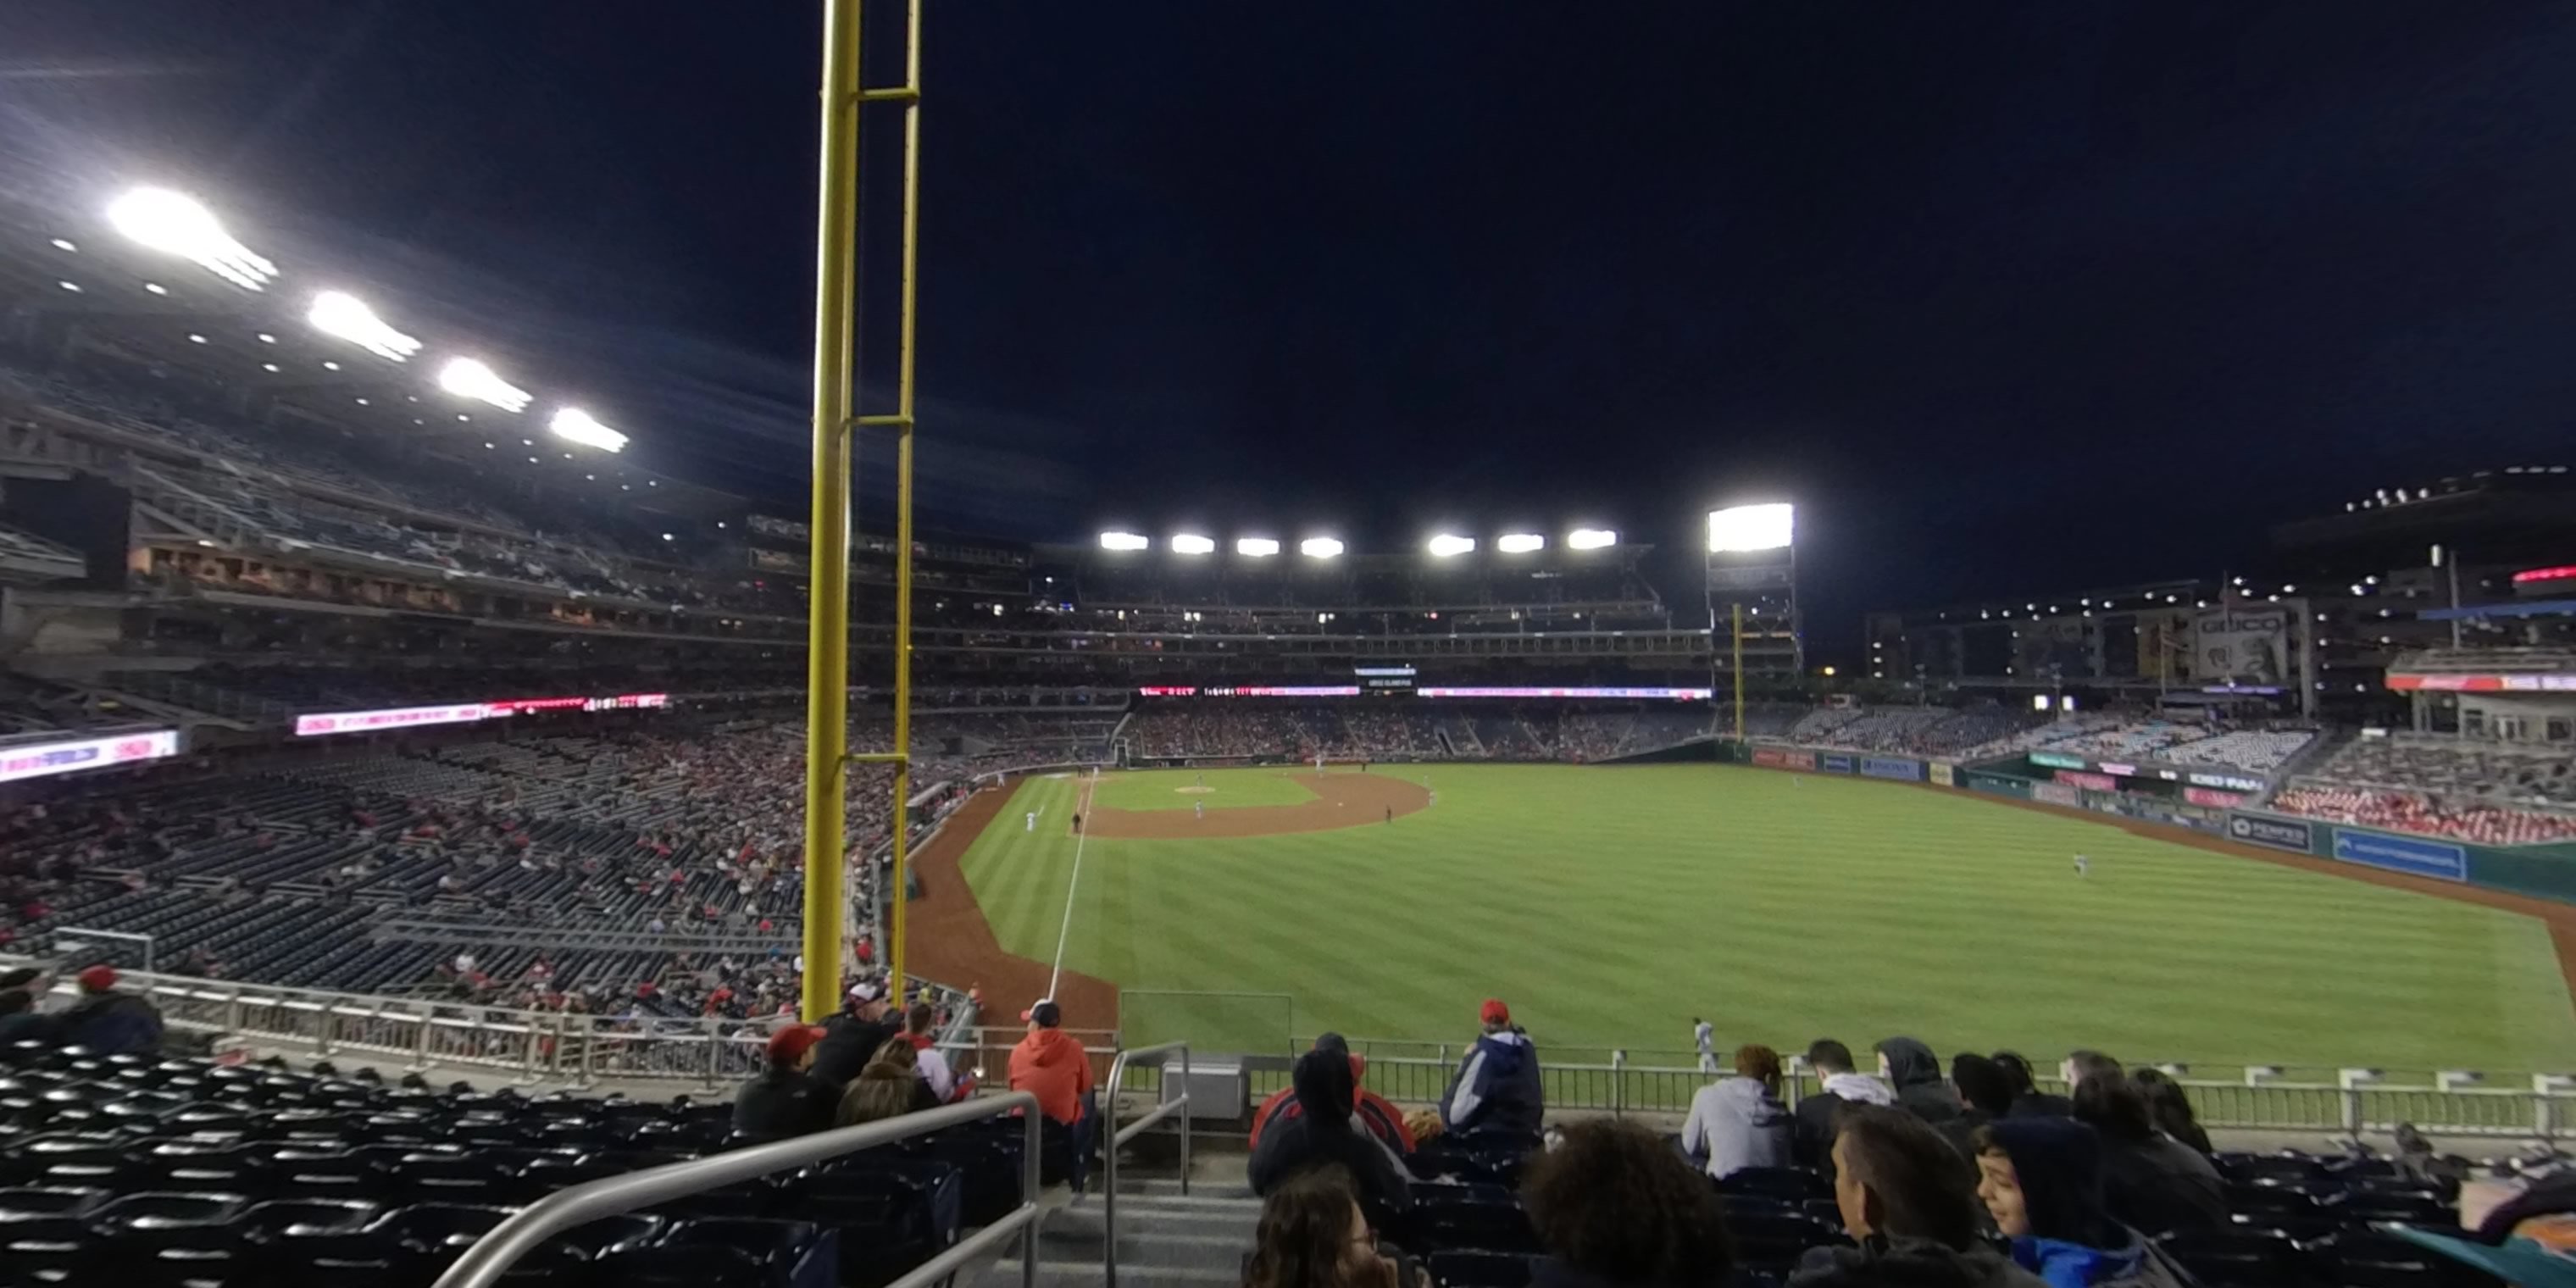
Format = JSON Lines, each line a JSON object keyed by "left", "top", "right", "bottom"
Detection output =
{"left": 1242, "top": 1167, "right": 1427, "bottom": 1288}
{"left": 2068, "top": 1073, "right": 2225, "bottom": 1236}
{"left": 1790, "top": 1107, "right": 2046, "bottom": 1287}
{"left": 1971, "top": 1119, "right": 2194, "bottom": 1287}
{"left": 2126, "top": 1070, "right": 2212, "bottom": 1156}
{"left": 1990, "top": 1052, "right": 2071, "bottom": 1118}
{"left": 1522, "top": 1120, "right": 1735, "bottom": 1288}
{"left": 1681, "top": 1043, "right": 1794, "bottom": 1179}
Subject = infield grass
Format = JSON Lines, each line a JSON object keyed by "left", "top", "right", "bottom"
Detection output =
{"left": 1086, "top": 766, "right": 1319, "bottom": 811}
{"left": 958, "top": 763, "right": 2576, "bottom": 1078}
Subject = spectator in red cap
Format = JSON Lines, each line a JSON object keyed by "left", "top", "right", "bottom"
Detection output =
{"left": 55, "top": 965, "right": 163, "bottom": 1057}
{"left": 1441, "top": 997, "right": 1542, "bottom": 1141}
{"left": 733, "top": 1023, "right": 835, "bottom": 1138}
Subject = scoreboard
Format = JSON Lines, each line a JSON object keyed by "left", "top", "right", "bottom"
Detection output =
{"left": 1355, "top": 662, "right": 1417, "bottom": 694}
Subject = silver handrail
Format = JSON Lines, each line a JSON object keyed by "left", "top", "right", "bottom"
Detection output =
{"left": 1102, "top": 1040, "right": 1192, "bottom": 1288}
{"left": 431, "top": 1091, "right": 1044, "bottom": 1288}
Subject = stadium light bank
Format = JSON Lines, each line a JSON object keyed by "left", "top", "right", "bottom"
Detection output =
{"left": 548, "top": 408, "right": 629, "bottom": 453}
{"left": 1427, "top": 534, "right": 1477, "bottom": 558}
{"left": 105, "top": 186, "right": 276, "bottom": 291}
{"left": 1300, "top": 536, "right": 1345, "bottom": 559}
{"left": 1496, "top": 533, "right": 1545, "bottom": 553}
{"left": 1097, "top": 530, "right": 1149, "bottom": 552}
{"left": 438, "top": 358, "right": 533, "bottom": 414}
{"left": 1567, "top": 527, "right": 1618, "bottom": 550}
{"left": 308, "top": 291, "right": 422, "bottom": 363}
{"left": 1235, "top": 537, "right": 1281, "bottom": 558}
{"left": 1707, "top": 502, "right": 1796, "bottom": 552}
{"left": 1169, "top": 534, "right": 1216, "bottom": 555}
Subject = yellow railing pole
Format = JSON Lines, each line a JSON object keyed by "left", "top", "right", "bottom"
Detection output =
{"left": 801, "top": 0, "right": 864, "bottom": 1022}
{"left": 886, "top": 0, "right": 924, "bottom": 998}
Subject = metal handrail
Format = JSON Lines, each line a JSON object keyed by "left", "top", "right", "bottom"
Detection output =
{"left": 431, "top": 1091, "right": 1043, "bottom": 1288}
{"left": 1102, "top": 1040, "right": 1192, "bottom": 1288}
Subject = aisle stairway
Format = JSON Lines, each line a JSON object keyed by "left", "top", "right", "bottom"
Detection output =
{"left": 974, "top": 1174, "right": 1257, "bottom": 1287}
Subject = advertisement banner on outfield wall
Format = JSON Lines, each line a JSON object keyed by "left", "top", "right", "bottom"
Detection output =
{"left": 2054, "top": 769, "right": 2119, "bottom": 791}
{"left": 2227, "top": 813, "right": 2314, "bottom": 853}
{"left": 1820, "top": 753, "right": 1856, "bottom": 774}
{"left": 1861, "top": 757, "right": 1924, "bottom": 782}
{"left": 1965, "top": 771, "right": 2032, "bottom": 800}
{"left": 2183, "top": 787, "right": 2247, "bottom": 808}
{"left": 1782, "top": 751, "right": 1816, "bottom": 771}
{"left": 2029, "top": 751, "right": 2088, "bottom": 770}
{"left": 2032, "top": 781, "right": 2081, "bottom": 807}
{"left": 2331, "top": 828, "right": 2469, "bottom": 882}
{"left": 1751, "top": 747, "right": 1786, "bottom": 768}
{"left": 1929, "top": 762, "right": 1956, "bottom": 787}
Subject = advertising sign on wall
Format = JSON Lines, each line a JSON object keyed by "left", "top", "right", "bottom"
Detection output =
{"left": 2032, "top": 782, "right": 2081, "bottom": 807}
{"left": 1929, "top": 762, "right": 1955, "bottom": 787}
{"left": 2053, "top": 769, "right": 2119, "bottom": 791}
{"left": 1820, "top": 753, "right": 1856, "bottom": 774}
{"left": 2183, "top": 787, "right": 2246, "bottom": 808}
{"left": 1861, "top": 757, "right": 1924, "bottom": 782}
{"left": 2331, "top": 829, "right": 2469, "bottom": 882}
{"left": 1782, "top": 751, "right": 1817, "bottom": 771}
{"left": 1752, "top": 747, "right": 1787, "bottom": 768}
{"left": 2195, "top": 607, "right": 2292, "bottom": 686}
{"left": 2227, "top": 813, "right": 2314, "bottom": 853}
{"left": 2187, "top": 770, "right": 2267, "bottom": 793}
{"left": 0, "top": 730, "right": 181, "bottom": 786}
{"left": 2029, "top": 752, "right": 2089, "bottom": 770}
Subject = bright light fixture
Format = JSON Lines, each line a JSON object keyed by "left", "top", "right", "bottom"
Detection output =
{"left": 1428, "top": 534, "right": 1477, "bottom": 558}
{"left": 259, "top": 363, "right": 279, "bottom": 373}
{"left": 186, "top": 334, "right": 206, "bottom": 344}
{"left": 1707, "top": 502, "right": 1795, "bottom": 552}
{"left": 437, "top": 358, "right": 531, "bottom": 413}
{"left": 319, "top": 360, "right": 339, "bottom": 370}
{"left": 1300, "top": 536, "right": 1345, "bottom": 559}
{"left": 56, "top": 280, "right": 79, "bottom": 292}
{"left": 1496, "top": 533, "right": 1545, "bottom": 553}
{"left": 548, "top": 407, "right": 629, "bottom": 452}
{"left": 1170, "top": 534, "right": 1216, "bottom": 555}
{"left": 1567, "top": 528, "right": 1618, "bottom": 550}
{"left": 48, "top": 238, "right": 75, "bottom": 253}
{"left": 308, "top": 291, "right": 422, "bottom": 363}
{"left": 104, "top": 186, "right": 276, "bottom": 291}
{"left": 1097, "top": 530, "right": 1149, "bottom": 552}
{"left": 143, "top": 282, "right": 168, "bottom": 296}
{"left": 1236, "top": 537, "right": 1280, "bottom": 558}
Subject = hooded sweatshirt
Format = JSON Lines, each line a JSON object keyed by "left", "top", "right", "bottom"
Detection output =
{"left": 1979, "top": 1119, "right": 2190, "bottom": 1288}
{"left": 1680, "top": 1076, "right": 1794, "bottom": 1179}
{"left": 1878, "top": 1036, "right": 1963, "bottom": 1125}
{"left": 1442, "top": 1027, "right": 1543, "bottom": 1138}
{"left": 1008, "top": 1024, "right": 1094, "bottom": 1125}
{"left": 1251, "top": 1049, "right": 1413, "bottom": 1225}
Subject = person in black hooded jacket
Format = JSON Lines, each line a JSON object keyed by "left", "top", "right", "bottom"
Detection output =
{"left": 1250, "top": 1047, "right": 1413, "bottom": 1229}
{"left": 1876, "top": 1036, "right": 1961, "bottom": 1127}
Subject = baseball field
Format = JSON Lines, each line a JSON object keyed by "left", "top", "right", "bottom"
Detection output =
{"left": 949, "top": 763, "right": 2576, "bottom": 1077}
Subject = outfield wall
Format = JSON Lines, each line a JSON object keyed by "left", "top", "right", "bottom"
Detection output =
{"left": 1724, "top": 741, "right": 2576, "bottom": 906}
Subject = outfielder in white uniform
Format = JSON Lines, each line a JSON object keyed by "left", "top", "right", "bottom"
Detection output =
{"left": 1694, "top": 1019, "right": 1717, "bottom": 1074}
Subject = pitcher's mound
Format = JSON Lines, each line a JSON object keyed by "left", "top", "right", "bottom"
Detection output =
{"left": 1089, "top": 773, "right": 1430, "bottom": 839}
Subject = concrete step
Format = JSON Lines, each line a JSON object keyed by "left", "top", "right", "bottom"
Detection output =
{"left": 967, "top": 1187, "right": 1256, "bottom": 1288}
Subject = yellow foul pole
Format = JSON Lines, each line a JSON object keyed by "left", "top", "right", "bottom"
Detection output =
{"left": 801, "top": 0, "right": 863, "bottom": 1021}
{"left": 1732, "top": 602, "right": 1745, "bottom": 741}
{"left": 883, "top": 0, "right": 925, "bottom": 999}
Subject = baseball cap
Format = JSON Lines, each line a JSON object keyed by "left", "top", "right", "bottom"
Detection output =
{"left": 767, "top": 1024, "right": 826, "bottom": 1064}
{"left": 1480, "top": 998, "right": 1510, "bottom": 1025}
{"left": 847, "top": 980, "right": 884, "bottom": 1002}
{"left": 77, "top": 965, "right": 117, "bottom": 994}
{"left": 1313, "top": 1031, "right": 1350, "bottom": 1055}
{"left": 1024, "top": 999, "right": 1062, "bottom": 1028}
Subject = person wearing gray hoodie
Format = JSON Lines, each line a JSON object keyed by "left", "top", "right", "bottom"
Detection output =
{"left": 1681, "top": 1042, "right": 1795, "bottom": 1179}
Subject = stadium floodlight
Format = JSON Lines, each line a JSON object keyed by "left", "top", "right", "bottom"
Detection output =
{"left": 1567, "top": 527, "right": 1618, "bottom": 550}
{"left": 308, "top": 291, "right": 422, "bottom": 362}
{"left": 1299, "top": 536, "right": 1345, "bottom": 559}
{"left": 48, "top": 238, "right": 75, "bottom": 253}
{"left": 436, "top": 358, "right": 532, "bottom": 413}
{"left": 1427, "top": 534, "right": 1476, "bottom": 558}
{"left": 1097, "top": 530, "right": 1149, "bottom": 552}
{"left": 1235, "top": 536, "right": 1280, "bottom": 558}
{"left": 104, "top": 186, "right": 276, "bottom": 291}
{"left": 1170, "top": 533, "right": 1216, "bottom": 555}
{"left": 1707, "top": 502, "right": 1795, "bottom": 552}
{"left": 548, "top": 407, "right": 629, "bottom": 452}
{"left": 1496, "top": 533, "right": 1545, "bottom": 553}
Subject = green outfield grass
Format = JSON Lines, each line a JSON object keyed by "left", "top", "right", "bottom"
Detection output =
{"left": 1085, "top": 766, "right": 1319, "bottom": 811}
{"left": 958, "top": 764, "right": 2576, "bottom": 1075}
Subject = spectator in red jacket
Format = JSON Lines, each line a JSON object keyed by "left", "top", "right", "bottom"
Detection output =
{"left": 1008, "top": 1000, "right": 1098, "bottom": 1191}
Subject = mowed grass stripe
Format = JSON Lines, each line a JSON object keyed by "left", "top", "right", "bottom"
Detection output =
{"left": 948, "top": 763, "right": 2576, "bottom": 1074}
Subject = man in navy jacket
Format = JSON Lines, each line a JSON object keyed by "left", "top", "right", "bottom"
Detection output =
{"left": 1441, "top": 997, "right": 1542, "bottom": 1140}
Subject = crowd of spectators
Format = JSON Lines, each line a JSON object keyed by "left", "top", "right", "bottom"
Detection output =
{"left": 2302, "top": 736, "right": 2576, "bottom": 810}
{"left": 1241, "top": 1002, "right": 2243, "bottom": 1288}
{"left": 2270, "top": 785, "right": 2576, "bottom": 847}
{"left": 1956, "top": 716, "right": 2318, "bottom": 774}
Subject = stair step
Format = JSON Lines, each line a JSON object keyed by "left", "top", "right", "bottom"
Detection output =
{"left": 983, "top": 1257, "right": 1239, "bottom": 1285}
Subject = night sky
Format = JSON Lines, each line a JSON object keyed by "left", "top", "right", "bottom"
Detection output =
{"left": 7, "top": 3, "right": 2575, "bottom": 659}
